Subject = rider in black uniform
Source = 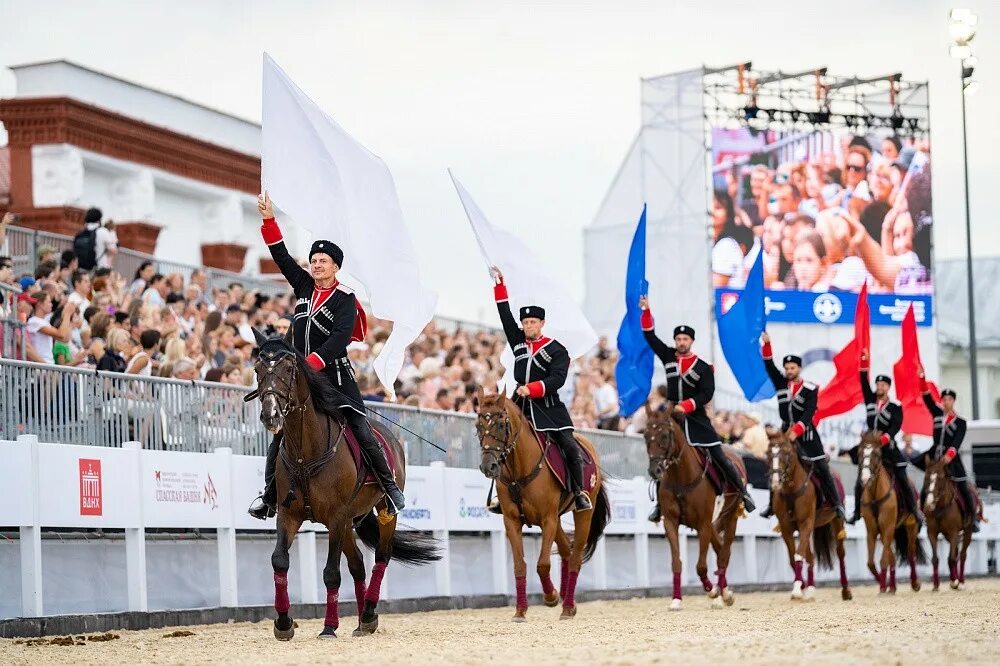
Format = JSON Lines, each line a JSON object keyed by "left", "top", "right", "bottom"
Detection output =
{"left": 758, "top": 332, "right": 844, "bottom": 520}
{"left": 248, "top": 193, "right": 405, "bottom": 519}
{"left": 486, "top": 267, "right": 592, "bottom": 513}
{"left": 915, "top": 370, "right": 978, "bottom": 532}
{"left": 639, "top": 296, "right": 756, "bottom": 521}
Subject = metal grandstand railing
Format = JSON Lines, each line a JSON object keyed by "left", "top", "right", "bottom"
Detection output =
{"left": 0, "top": 358, "right": 650, "bottom": 477}
{"left": 0, "top": 282, "right": 26, "bottom": 360}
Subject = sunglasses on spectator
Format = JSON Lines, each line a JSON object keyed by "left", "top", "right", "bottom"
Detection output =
{"left": 846, "top": 164, "right": 866, "bottom": 173}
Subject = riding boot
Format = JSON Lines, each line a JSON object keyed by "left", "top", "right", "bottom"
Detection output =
{"left": 814, "top": 458, "right": 845, "bottom": 520}
{"left": 248, "top": 433, "right": 281, "bottom": 520}
{"left": 346, "top": 411, "right": 406, "bottom": 515}
{"left": 958, "top": 482, "right": 980, "bottom": 533}
{"left": 846, "top": 475, "right": 862, "bottom": 525}
{"left": 893, "top": 465, "right": 924, "bottom": 525}
{"left": 556, "top": 431, "right": 592, "bottom": 512}
{"left": 648, "top": 481, "right": 661, "bottom": 523}
{"left": 759, "top": 490, "right": 774, "bottom": 519}
{"left": 709, "top": 445, "right": 756, "bottom": 512}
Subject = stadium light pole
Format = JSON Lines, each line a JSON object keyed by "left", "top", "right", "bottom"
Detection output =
{"left": 949, "top": 8, "right": 980, "bottom": 419}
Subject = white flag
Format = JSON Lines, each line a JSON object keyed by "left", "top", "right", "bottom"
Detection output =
{"left": 449, "top": 171, "right": 598, "bottom": 394}
{"left": 262, "top": 54, "right": 436, "bottom": 397}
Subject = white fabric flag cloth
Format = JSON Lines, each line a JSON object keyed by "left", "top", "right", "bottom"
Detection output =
{"left": 449, "top": 171, "right": 598, "bottom": 395}
{"left": 261, "top": 54, "right": 437, "bottom": 396}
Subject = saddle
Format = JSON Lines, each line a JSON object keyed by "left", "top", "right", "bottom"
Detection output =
{"left": 343, "top": 423, "right": 397, "bottom": 485}
{"left": 801, "top": 460, "right": 845, "bottom": 509}
{"left": 694, "top": 446, "right": 747, "bottom": 496}
{"left": 891, "top": 476, "right": 920, "bottom": 510}
{"left": 530, "top": 429, "right": 596, "bottom": 493}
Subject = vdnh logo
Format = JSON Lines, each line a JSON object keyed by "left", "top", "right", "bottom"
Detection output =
{"left": 79, "top": 458, "right": 103, "bottom": 516}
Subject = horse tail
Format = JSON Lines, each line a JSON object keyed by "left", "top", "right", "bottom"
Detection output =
{"left": 894, "top": 523, "right": 927, "bottom": 565}
{"left": 581, "top": 484, "right": 611, "bottom": 564}
{"left": 812, "top": 522, "right": 836, "bottom": 571}
{"left": 354, "top": 512, "right": 442, "bottom": 566}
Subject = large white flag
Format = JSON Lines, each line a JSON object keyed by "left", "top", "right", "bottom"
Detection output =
{"left": 449, "top": 171, "right": 598, "bottom": 394}
{"left": 261, "top": 54, "right": 436, "bottom": 396}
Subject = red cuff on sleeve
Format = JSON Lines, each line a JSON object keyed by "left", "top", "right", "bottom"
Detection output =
{"left": 305, "top": 353, "right": 325, "bottom": 371}
{"left": 945, "top": 447, "right": 957, "bottom": 460}
{"left": 792, "top": 422, "right": 806, "bottom": 437}
{"left": 261, "top": 218, "right": 283, "bottom": 245}
{"left": 640, "top": 309, "right": 654, "bottom": 331}
{"left": 762, "top": 342, "right": 773, "bottom": 359}
{"left": 494, "top": 282, "right": 508, "bottom": 302}
{"left": 527, "top": 381, "right": 545, "bottom": 398}
{"left": 680, "top": 399, "right": 696, "bottom": 414}
{"left": 880, "top": 433, "right": 890, "bottom": 446}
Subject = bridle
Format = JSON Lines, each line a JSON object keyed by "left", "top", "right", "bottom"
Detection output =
{"left": 254, "top": 343, "right": 308, "bottom": 418}
{"left": 767, "top": 438, "right": 797, "bottom": 490}
{"left": 476, "top": 404, "right": 521, "bottom": 469}
{"left": 923, "top": 458, "right": 953, "bottom": 513}
{"left": 858, "top": 433, "right": 891, "bottom": 512}
{"left": 645, "top": 414, "right": 680, "bottom": 478}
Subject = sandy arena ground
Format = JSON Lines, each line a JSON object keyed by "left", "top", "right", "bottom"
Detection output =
{"left": 3, "top": 580, "right": 1000, "bottom": 665}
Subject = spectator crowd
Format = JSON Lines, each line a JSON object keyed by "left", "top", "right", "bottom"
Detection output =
{"left": 0, "top": 206, "right": 859, "bottom": 460}
{"left": 711, "top": 131, "right": 933, "bottom": 296}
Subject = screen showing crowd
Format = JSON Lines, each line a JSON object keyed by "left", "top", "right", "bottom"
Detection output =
{"left": 710, "top": 128, "right": 933, "bottom": 324}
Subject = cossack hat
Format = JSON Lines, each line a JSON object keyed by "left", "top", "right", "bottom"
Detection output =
{"left": 783, "top": 354, "right": 802, "bottom": 366}
{"left": 941, "top": 388, "right": 957, "bottom": 399}
{"left": 519, "top": 305, "right": 545, "bottom": 321}
{"left": 875, "top": 374, "right": 892, "bottom": 385}
{"left": 309, "top": 240, "right": 344, "bottom": 267}
{"left": 673, "top": 325, "right": 695, "bottom": 339}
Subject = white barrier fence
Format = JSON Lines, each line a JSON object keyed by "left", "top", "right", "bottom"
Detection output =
{"left": 1, "top": 435, "right": 998, "bottom": 619}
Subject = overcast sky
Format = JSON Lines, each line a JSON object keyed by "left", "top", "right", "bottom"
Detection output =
{"left": 1, "top": 0, "right": 995, "bottom": 323}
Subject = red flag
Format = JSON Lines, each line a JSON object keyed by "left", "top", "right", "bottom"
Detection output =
{"left": 815, "top": 285, "right": 870, "bottom": 423}
{"left": 893, "top": 304, "right": 940, "bottom": 436}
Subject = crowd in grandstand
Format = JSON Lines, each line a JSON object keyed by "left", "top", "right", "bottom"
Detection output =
{"left": 712, "top": 133, "right": 933, "bottom": 296}
{"left": 0, "top": 207, "right": 862, "bottom": 458}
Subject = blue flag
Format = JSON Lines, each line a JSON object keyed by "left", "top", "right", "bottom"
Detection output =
{"left": 615, "top": 205, "right": 654, "bottom": 417}
{"left": 717, "top": 247, "right": 775, "bottom": 401}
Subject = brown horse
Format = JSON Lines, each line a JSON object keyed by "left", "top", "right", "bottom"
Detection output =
{"left": 922, "top": 454, "right": 974, "bottom": 591}
{"left": 644, "top": 406, "right": 745, "bottom": 610}
{"left": 252, "top": 332, "right": 438, "bottom": 640}
{"left": 766, "top": 428, "right": 852, "bottom": 602}
{"left": 475, "top": 389, "right": 609, "bottom": 621}
{"left": 855, "top": 431, "right": 924, "bottom": 593}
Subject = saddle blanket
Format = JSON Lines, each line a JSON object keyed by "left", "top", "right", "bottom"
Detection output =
{"left": 808, "top": 469, "right": 845, "bottom": 508}
{"left": 695, "top": 445, "right": 747, "bottom": 495}
{"left": 533, "top": 430, "right": 597, "bottom": 493}
{"left": 343, "top": 423, "right": 397, "bottom": 485}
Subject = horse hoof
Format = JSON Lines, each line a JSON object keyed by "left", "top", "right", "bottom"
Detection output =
{"left": 911, "top": 581, "right": 921, "bottom": 592}
{"left": 359, "top": 614, "right": 379, "bottom": 635}
{"left": 711, "top": 596, "right": 724, "bottom": 609}
{"left": 842, "top": 589, "right": 853, "bottom": 601}
{"left": 958, "top": 583, "right": 966, "bottom": 591}
{"left": 723, "top": 589, "right": 735, "bottom": 607}
{"left": 543, "top": 591, "right": 560, "bottom": 607}
{"left": 273, "top": 624, "right": 295, "bottom": 641}
{"left": 950, "top": 581, "right": 960, "bottom": 590}
{"left": 669, "top": 598, "right": 682, "bottom": 611}
{"left": 932, "top": 585, "right": 940, "bottom": 592}
{"left": 352, "top": 627, "right": 364, "bottom": 637}
{"left": 803, "top": 586, "right": 816, "bottom": 602}
{"left": 559, "top": 606, "right": 577, "bottom": 620}
{"left": 512, "top": 608, "right": 527, "bottom": 623}
{"left": 707, "top": 585, "right": 720, "bottom": 600}
{"left": 317, "top": 626, "right": 337, "bottom": 640}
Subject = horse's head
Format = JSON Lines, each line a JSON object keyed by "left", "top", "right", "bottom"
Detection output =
{"left": 643, "top": 403, "right": 682, "bottom": 478}
{"left": 858, "top": 430, "right": 884, "bottom": 486}
{"left": 474, "top": 387, "right": 517, "bottom": 479}
{"left": 922, "top": 454, "right": 952, "bottom": 513}
{"left": 252, "top": 327, "right": 309, "bottom": 434}
{"left": 765, "top": 426, "right": 797, "bottom": 492}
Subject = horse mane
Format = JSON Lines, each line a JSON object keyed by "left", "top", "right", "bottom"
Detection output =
{"left": 860, "top": 429, "right": 883, "bottom": 445}
{"left": 258, "top": 335, "right": 351, "bottom": 420}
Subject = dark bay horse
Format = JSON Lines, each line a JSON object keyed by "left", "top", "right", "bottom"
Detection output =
{"left": 922, "top": 454, "right": 974, "bottom": 591}
{"left": 856, "top": 431, "right": 924, "bottom": 594}
{"left": 766, "top": 428, "right": 852, "bottom": 602}
{"left": 644, "top": 406, "right": 745, "bottom": 610}
{"left": 475, "top": 389, "right": 609, "bottom": 621}
{"left": 252, "top": 331, "right": 438, "bottom": 640}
